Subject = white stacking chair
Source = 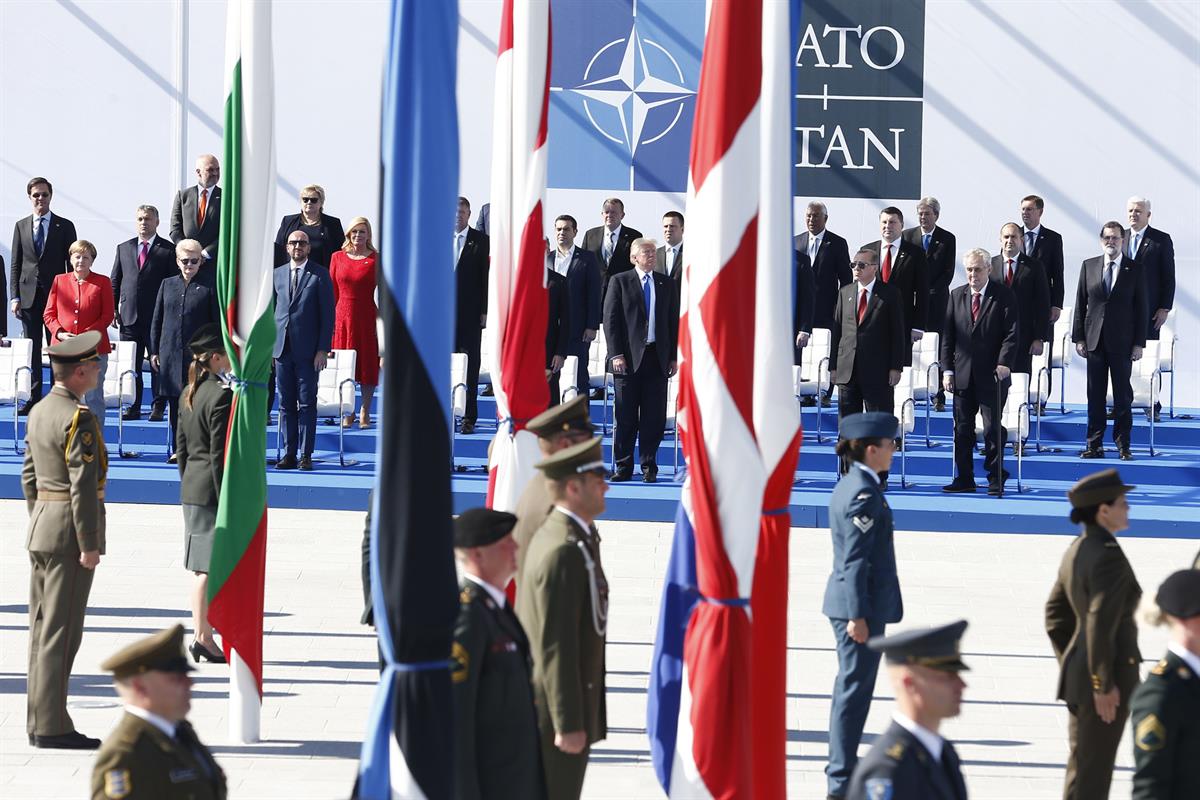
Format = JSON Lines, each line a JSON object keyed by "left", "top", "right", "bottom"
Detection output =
{"left": 103, "top": 340, "right": 140, "bottom": 457}
{"left": 559, "top": 354, "right": 580, "bottom": 403}
{"left": 665, "top": 372, "right": 681, "bottom": 473}
{"left": 1050, "top": 305, "right": 1073, "bottom": 414}
{"left": 0, "top": 338, "right": 34, "bottom": 454}
{"left": 476, "top": 333, "right": 492, "bottom": 392}
{"left": 1029, "top": 346, "right": 1052, "bottom": 452}
{"left": 588, "top": 328, "right": 613, "bottom": 435}
{"left": 966, "top": 372, "right": 1031, "bottom": 494}
{"left": 1157, "top": 311, "right": 1177, "bottom": 418}
{"left": 794, "top": 327, "right": 831, "bottom": 442}
{"left": 910, "top": 331, "right": 941, "bottom": 446}
{"left": 450, "top": 352, "right": 468, "bottom": 471}
{"left": 1109, "top": 339, "right": 1163, "bottom": 457}
{"left": 894, "top": 366, "right": 917, "bottom": 488}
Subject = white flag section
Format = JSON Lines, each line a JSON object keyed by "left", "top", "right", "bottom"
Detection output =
{"left": 228, "top": 653, "right": 261, "bottom": 744}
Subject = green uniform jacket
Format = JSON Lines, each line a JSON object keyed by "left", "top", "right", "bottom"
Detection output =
{"left": 91, "top": 712, "right": 226, "bottom": 800}
{"left": 1045, "top": 524, "right": 1142, "bottom": 705}
{"left": 512, "top": 473, "right": 553, "bottom": 593}
{"left": 451, "top": 578, "right": 546, "bottom": 800}
{"left": 1130, "top": 649, "right": 1200, "bottom": 799}
{"left": 176, "top": 373, "right": 232, "bottom": 506}
{"left": 21, "top": 385, "right": 107, "bottom": 554}
{"left": 516, "top": 509, "right": 607, "bottom": 744}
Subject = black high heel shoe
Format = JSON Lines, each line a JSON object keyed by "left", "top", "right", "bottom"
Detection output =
{"left": 189, "top": 640, "right": 227, "bottom": 664}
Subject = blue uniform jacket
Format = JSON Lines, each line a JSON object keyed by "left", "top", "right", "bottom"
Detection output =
{"left": 822, "top": 465, "right": 903, "bottom": 622}
{"left": 848, "top": 721, "right": 967, "bottom": 800}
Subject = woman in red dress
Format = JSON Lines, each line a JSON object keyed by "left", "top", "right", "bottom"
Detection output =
{"left": 329, "top": 216, "right": 380, "bottom": 427}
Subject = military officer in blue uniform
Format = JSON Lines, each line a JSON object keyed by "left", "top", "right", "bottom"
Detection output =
{"left": 847, "top": 620, "right": 971, "bottom": 800}
{"left": 823, "top": 412, "right": 905, "bottom": 799}
{"left": 1130, "top": 569, "right": 1200, "bottom": 799}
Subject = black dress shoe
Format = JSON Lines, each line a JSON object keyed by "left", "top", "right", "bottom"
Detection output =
{"left": 120, "top": 407, "right": 141, "bottom": 421}
{"left": 148, "top": 405, "right": 165, "bottom": 422}
{"left": 987, "top": 482, "right": 1005, "bottom": 496}
{"left": 934, "top": 397, "right": 946, "bottom": 412}
{"left": 590, "top": 388, "right": 605, "bottom": 400}
{"left": 942, "top": 480, "right": 978, "bottom": 493}
{"left": 460, "top": 420, "right": 475, "bottom": 435}
{"left": 610, "top": 470, "right": 632, "bottom": 483}
{"left": 642, "top": 468, "right": 658, "bottom": 483}
{"left": 800, "top": 396, "right": 816, "bottom": 407}
{"left": 298, "top": 456, "right": 314, "bottom": 471}
{"left": 1106, "top": 409, "right": 1115, "bottom": 420}
{"left": 33, "top": 731, "right": 100, "bottom": 750}
{"left": 276, "top": 455, "right": 298, "bottom": 470}
{"left": 1119, "top": 448, "right": 1134, "bottom": 461}
{"left": 1079, "top": 448, "right": 1104, "bottom": 459}
{"left": 17, "top": 401, "right": 34, "bottom": 417}
{"left": 190, "top": 640, "right": 227, "bottom": 664}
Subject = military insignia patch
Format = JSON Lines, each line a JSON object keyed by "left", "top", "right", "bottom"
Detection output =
{"left": 460, "top": 588, "right": 471, "bottom": 604}
{"left": 104, "top": 769, "right": 131, "bottom": 799}
{"left": 1135, "top": 713, "right": 1167, "bottom": 751}
{"left": 855, "top": 491, "right": 871, "bottom": 502}
{"left": 1179, "top": 666, "right": 1192, "bottom": 680}
{"left": 865, "top": 777, "right": 893, "bottom": 799}
{"left": 885, "top": 742, "right": 905, "bottom": 760}
{"left": 450, "top": 641, "right": 469, "bottom": 684}
{"left": 82, "top": 453, "right": 95, "bottom": 463}
{"left": 1150, "top": 659, "right": 1167, "bottom": 675}
{"left": 82, "top": 431, "right": 93, "bottom": 446}
{"left": 852, "top": 514, "right": 875, "bottom": 533}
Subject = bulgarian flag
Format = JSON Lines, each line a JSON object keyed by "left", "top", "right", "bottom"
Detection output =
{"left": 210, "top": 0, "right": 277, "bottom": 744}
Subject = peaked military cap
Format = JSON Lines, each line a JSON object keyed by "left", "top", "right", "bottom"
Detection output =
{"left": 46, "top": 329, "right": 102, "bottom": 364}
{"left": 1156, "top": 569, "right": 1200, "bottom": 619}
{"left": 188, "top": 322, "right": 225, "bottom": 355}
{"left": 868, "top": 619, "right": 970, "bottom": 672}
{"left": 1068, "top": 468, "right": 1135, "bottom": 509}
{"left": 536, "top": 437, "right": 605, "bottom": 480}
{"left": 454, "top": 507, "right": 518, "bottom": 548}
{"left": 101, "top": 624, "right": 194, "bottom": 680}
{"left": 839, "top": 411, "right": 898, "bottom": 441}
{"left": 526, "top": 395, "right": 594, "bottom": 438}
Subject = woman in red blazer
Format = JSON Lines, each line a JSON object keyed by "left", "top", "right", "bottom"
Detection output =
{"left": 44, "top": 239, "right": 114, "bottom": 420}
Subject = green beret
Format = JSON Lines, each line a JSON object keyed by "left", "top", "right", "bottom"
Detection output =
{"left": 454, "top": 508, "right": 517, "bottom": 548}
{"left": 101, "top": 624, "right": 194, "bottom": 680}
{"left": 188, "top": 322, "right": 225, "bottom": 355}
{"left": 526, "top": 395, "right": 594, "bottom": 439}
{"left": 535, "top": 437, "right": 605, "bottom": 480}
{"left": 1068, "top": 469, "right": 1135, "bottom": 509}
{"left": 46, "top": 330, "right": 102, "bottom": 364}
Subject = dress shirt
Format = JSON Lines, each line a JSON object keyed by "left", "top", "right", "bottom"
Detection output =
{"left": 1023, "top": 225, "right": 1041, "bottom": 254}
{"left": 665, "top": 244, "right": 680, "bottom": 274}
{"left": 33, "top": 212, "right": 53, "bottom": 238}
{"left": 855, "top": 277, "right": 877, "bottom": 308}
{"left": 554, "top": 505, "right": 595, "bottom": 538}
{"left": 853, "top": 460, "right": 881, "bottom": 485}
{"left": 920, "top": 227, "right": 936, "bottom": 251}
{"left": 464, "top": 571, "right": 508, "bottom": 609}
{"left": 1105, "top": 252, "right": 1124, "bottom": 292}
{"left": 807, "top": 231, "right": 822, "bottom": 261}
{"left": 125, "top": 705, "right": 178, "bottom": 739}
{"left": 1128, "top": 226, "right": 1146, "bottom": 259}
{"left": 945, "top": 283, "right": 988, "bottom": 380}
{"left": 878, "top": 239, "right": 898, "bottom": 268}
{"left": 554, "top": 245, "right": 575, "bottom": 276}
{"left": 893, "top": 711, "right": 944, "bottom": 763}
{"left": 290, "top": 260, "right": 308, "bottom": 298}
{"left": 1168, "top": 640, "right": 1200, "bottom": 678}
{"left": 639, "top": 268, "right": 657, "bottom": 344}
{"left": 603, "top": 225, "right": 622, "bottom": 261}
{"left": 453, "top": 227, "right": 467, "bottom": 268}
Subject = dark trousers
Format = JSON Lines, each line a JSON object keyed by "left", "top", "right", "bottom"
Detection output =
{"left": 827, "top": 616, "right": 885, "bottom": 797}
{"left": 455, "top": 326, "right": 482, "bottom": 424}
{"left": 1086, "top": 347, "right": 1133, "bottom": 450}
{"left": 612, "top": 344, "right": 667, "bottom": 473}
{"left": 1063, "top": 699, "right": 1128, "bottom": 800}
{"left": 118, "top": 326, "right": 161, "bottom": 412}
{"left": 17, "top": 288, "right": 49, "bottom": 402}
{"left": 836, "top": 379, "right": 894, "bottom": 419}
{"left": 952, "top": 377, "right": 1009, "bottom": 482}
{"left": 166, "top": 396, "right": 180, "bottom": 453}
{"left": 547, "top": 369, "right": 561, "bottom": 408}
{"left": 276, "top": 346, "right": 318, "bottom": 459}
{"left": 27, "top": 550, "right": 95, "bottom": 736}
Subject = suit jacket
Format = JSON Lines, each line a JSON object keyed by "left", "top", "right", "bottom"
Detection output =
{"left": 990, "top": 253, "right": 1050, "bottom": 373}
{"left": 860, "top": 239, "right": 929, "bottom": 364}
{"left": 1072, "top": 255, "right": 1148, "bottom": 355}
{"left": 793, "top": 251, "right": 816, "bottom": 365}
{"left": 1127, "top": 225, "right": 1175, "bottom": 325}
{"left": 847, "top": 722, "right": 967, "bottom": 800}
{"left": 828, "top": 280, "right": 906, "bottom": 389}
{"left": 473, "top": 202, "right": 490, "bottom": 235}
{"left": 941, "top": 279, "right": 1020, "bottom": 392}
{"left": 150, "top": 277, "right": 221, "bottom": 398}
{"left": 603, "top": 268, "right": 679, "bottom": 375}
{"left": 794, "top": 228, "right": 851, "bottom": 329}
{"left": 546, "top": 247, "right": 602, "bottom": 338}
{"left": 822, "top": 465, "right": 903, "bottom": 623}
{"left": 272, "top": 262, "right": 335, "bottom": 359}
{"left": 654, "top": 242, "right": 684, "bottom": 282}
{"left": 91, "top": 713, "right": 226, "bottom": 800}
{"left": 1045, "top": 525, "right": 1142, "bottom": 706}
{"left": 455, "top": 227, "right": 490, "bottom": 334}
{"left": 903, "top": 225, "right": 956, "bottom": 335}
{"left": 545, "top": 268, "right": 569, "bottom": 367}
{"left": 1026, "top": 224, "right": 1065, "bottom": 318}
{"left": 176, "top": 373, "right": 233, "bottom": 507}
{"left": 170, "top": 186, "right": 221, "bottom": 260}
{"left": 10, "top": 212, "right": 77, "bottom": 307}
{"left": 273, "top": 213, "right": 345, "bottom": 268}
{"left": 582, "top": 224, "right": 643, "bottom": 285}
{"left": 452, "top": 579, "right": 546, "bottom": 800}
{"left": 111, "top": 235, "right": 176, "bottom": 331}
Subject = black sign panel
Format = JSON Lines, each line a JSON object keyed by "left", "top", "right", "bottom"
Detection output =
{"left": 794, "top": 0, "right": 926, "bottom": 199}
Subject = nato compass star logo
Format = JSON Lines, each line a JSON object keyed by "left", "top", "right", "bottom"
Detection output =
{"left": 548, "top": 1, "right": 704, "bottom": 192}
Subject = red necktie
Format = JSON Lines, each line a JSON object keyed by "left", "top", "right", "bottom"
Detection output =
{"left": 856, "top": 288, "right": 867, "bottom": 323}
{"left": 1006, "top": 259, "right": 1014, "bottom": 286}
{"left": 971, "top": 292, "right": 981, "bottom": 322}
{"left": 197, "top": 189, "right": 207, "bottom": 226}
{"left": 881, "top": 245, "right": 892, "bottom": 283}
{"left": 138, "top": 242, "right": 149, "bottom": 269}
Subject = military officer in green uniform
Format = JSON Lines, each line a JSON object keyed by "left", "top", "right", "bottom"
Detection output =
{"left": 1045, "top": 468, "right": 1143, "bottom": 800}
{"left": 847, "top": 620, "right": 971, "bottom": 800}
{"left": 91, "top": 624, "right": 227, "bottom": 800}
{"left": 450, "top": 508, "right": 545, "bottom": 800}
{"left": 512, "top": 395, "right": 594, "bottom": 589}
{"left": 23, "top": 329, "right": 107, "bottom": 749}
{"left": 516, "top": 437, "right": 609, "bottom": 800}
{"left": 1130, "top": 569, "right": 1200, "bottom": 798}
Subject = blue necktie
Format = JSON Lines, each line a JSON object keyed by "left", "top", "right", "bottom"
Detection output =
{"left": 1103, "top": 261, "right": 1114, "bottom": 298}
{"left": 922, "top": 233, "right": 930, "bottom": 252}
{"left": 642, "top": 273, "right": 652, "bottom": 321}
{"left": 1025, "top": 230, "right": 1035, "bottom": 254}
{"left": 33, "top": 218, "right": 45, "bottom": 257}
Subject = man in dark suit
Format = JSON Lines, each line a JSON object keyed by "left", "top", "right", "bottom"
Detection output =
{"left": 941, "top": 249, "right": 1020, "bottom": 495}
{"left": 902, "top": 197, "right": 956, "bottom": 410}
{"left": 9, "top": 177, "right": 77, "bottom": 411}
{"left": 793, "top": 251, "right": 816, "bottom": 364}
{"left": 548, "top": 215, "right": 602, "bottom": 399}
{"left": 1021, "top": 195, "right": 1066, "bottom": 405}
{"left": 111, "top": 205, "right": 176, "bottom": 420}
{"left": 655, "top": 211, "right": 685, "bottom": 288}
{"left": 170, "top": 154, "right": 221, "bottom": 266}
{"left": 991, "top": 223, "right": 1050, "bottom": 375}
{"left": 860, "top": 207, "right": 929, "bottom": 367}
{"left": 545, "top": 268, "right": 569, "bottom": 406}
{"left": 602, "top": 239, "right": 678, "bottom": 483}
{"left": 794, "top": 202, "right": 852, "bottom": 405}
{"left": 454, "top": 197, "right": 490, "bottom": 433}
{"left": 271, "top": 231, "right": 334, "bottom": 471}
{"left": 1073, "top": 222, "right": 1147, "bottom": 461}
{"left": 581, "top": 197, "right": 642, "bottom": 292}
{"left": 1126, "top": 196, "right": 1174, "bottom": 421}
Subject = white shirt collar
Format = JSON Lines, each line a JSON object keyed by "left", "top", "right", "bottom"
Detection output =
{"left": 455, "top": 226, "right": 467, "bottom": 238}
{"left": 853, "top": 460, "right": 880, "bottom": 484}
{"left": 125, "top": 705, "right": 177, "bottom": 739}
{"left": 557, "top": 244, "right": 575, "bottom": 259}
{"left": 1106, "top": 252, "right": 1124, "bottom": 268}
{"left": 1168, "top": 640, "right": 1200, "bottom": 677}
{"left": 463, "top": 572, "right": 507, "bottom": 609}
{"left": 607, "top": 225, "right": 622, "bottom": 240}
{"left": 971, "top": 282, "right": 988, "bottom": 300}
{"left": 858, "top": 277, "right": 877, "bottom": 294}
{"left": 291, "top": 260, "right": 308, "bottom": 271}
{"left": 138, "top": 235, "right": 155, "bottom": 246}
{"left": 920, "top": 226, "right": 937, "bottom": 237}
{"left": 554, "top": 505, "right": 592, "bottom": 536}
{"left": 893, "top": 711, "right": 943, "bottom": 763}
{"left": 880, "top": 238, "right": 897, "bottom": 252}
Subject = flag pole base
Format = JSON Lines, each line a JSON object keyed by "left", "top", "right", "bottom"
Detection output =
{"left": 228, "top": 651, "right": 262, "bottom": 743}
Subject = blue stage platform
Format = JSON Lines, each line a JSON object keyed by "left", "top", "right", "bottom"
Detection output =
{"left": 0, "top": 380, "right": 1196, "bottom": 538}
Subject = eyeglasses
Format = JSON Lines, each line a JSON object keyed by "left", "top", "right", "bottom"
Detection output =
{"left": 179, "top": 257, "right": 202, "bottom": 266}
{"left": 301, "top": 197, "right": 320, "bottom": 204}
{"left": 850, "top": 261, "right": 875, "bottom": 269}
{"left": 30, "top": 192, "right": 50, "bottom": 199}
{"left": 287, "top": 240, "right": 310, "bottom": 247}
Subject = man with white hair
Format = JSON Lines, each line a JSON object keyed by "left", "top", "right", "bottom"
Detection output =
{"left": 903, "top": 197, "right": 956, "bottom": 410}
{"left": 1125, "top": 196, "right": 1174, "bottom": 421}
{"left": 794, "top": 201, "right": 852, "bottom": 406}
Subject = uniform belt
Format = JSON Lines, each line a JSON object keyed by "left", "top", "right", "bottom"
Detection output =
{"left": 37, "top": 489, "right": 105, "bottom": 501}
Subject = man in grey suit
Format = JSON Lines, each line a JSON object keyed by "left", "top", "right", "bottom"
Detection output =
{"left": 272, "top": 231, "right": 335, "bottom": 471}
{"left": 110, "top": 205, "right": 176, "bottom": 420}
{"left": 9, "top": 177, "right": 77, "bottom": 411}
{"left": 169, "top": 155, "right": 222, "bottom": 265}
{"left": 473, "top": 202, "right": 490, "bottom": 235}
